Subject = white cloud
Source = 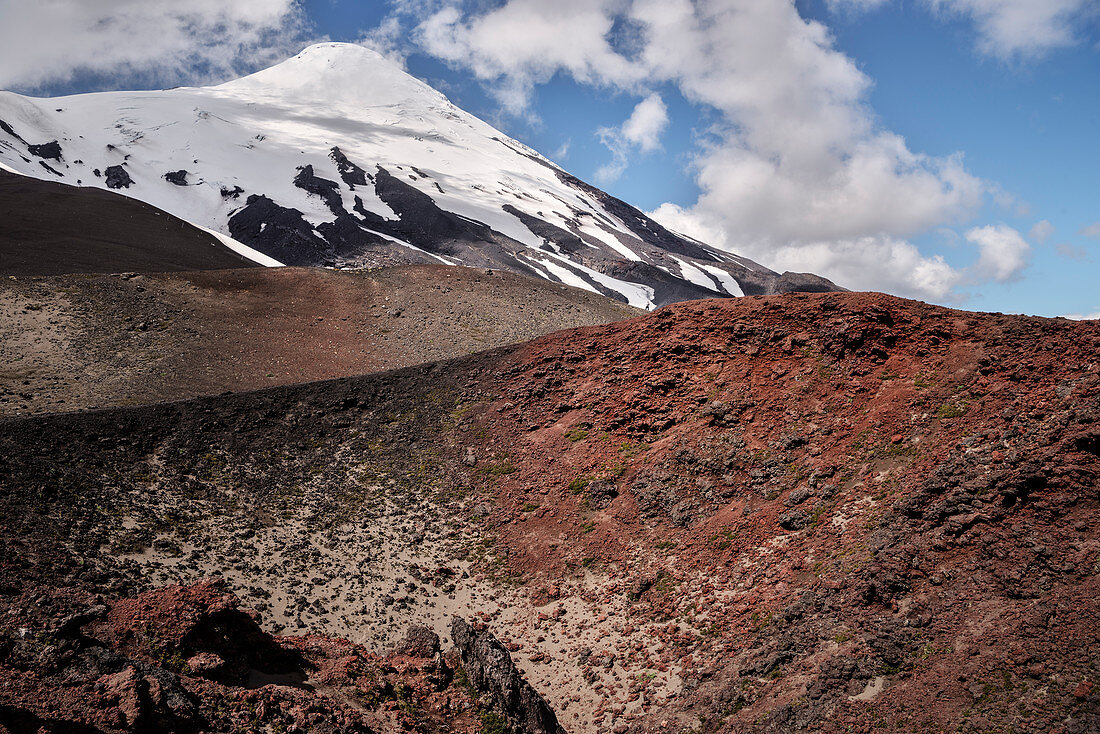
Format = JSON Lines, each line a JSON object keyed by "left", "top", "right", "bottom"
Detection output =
{"left": 595, "top": 93, "right": 669, "bottom": 182}
{"left": 621, "top": 93, "right": 669, "bottom": 152}
{"left": 834, "top": 0, "right": 1096, "bottom": 59}
{"left": 1080, "top": 222, "right": 1100, "bottom": 239}
{"left": 0, "top": 0, "right": 309, "bottom": 92}
{"left": 650, "top": 204, "right": 965, "bottom": 300}
{"left": 1056, "top": 242, "right": 1090, "bottom": 260}
{"left": 769, "top": 238, "right": 966, "bottom": 301}
{"left": 1064, "top": 311, "right": 1100, "bottom": 320}
{"left": 648, "top": 203, "right": 730, "bottom": 247}
{"left": 966, "top": 224, "right": 1032, "bottom": 282}
{"left": 1029, "top": 219, "right": 1055, "bottom": 243}
{"left": 357, "top": 14, "right": 410, "bottom": 67}
{"left": 409, "top": 0, "right": 989, "bottom": 301}
{"left": 928, "top": 0, "right": 1094, "bottom": 59}
{"left": 415, "top": 0, "right": 646, "bottom": 115}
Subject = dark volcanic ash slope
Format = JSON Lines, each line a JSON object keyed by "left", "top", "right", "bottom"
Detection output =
{"left": 1, "top": 293, "right": 1098, "bottom": 733}
{"left": 0, "top": 170, "right": 261, "bottom": 275}
{"left": 0, "top": 264, "right": 639, "bottom": 416}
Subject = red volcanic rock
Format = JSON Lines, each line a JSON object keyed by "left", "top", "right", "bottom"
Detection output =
{"left": 87, "top": 577, "right": 299, "bottom": 684}
{"left": 97, "top": 667, "right": 141, "bottom": 727}
{"left": 455, "top": 292, "right": 1100, "bottom": 733}
{"left": 1, "top": 290, "right": 1097, "bottom": 733}
{"left": 186, "top": 652, "right": 228, "bottom": 677}
{"left": 0, "top": 581, "right": 489, "bottom": 733}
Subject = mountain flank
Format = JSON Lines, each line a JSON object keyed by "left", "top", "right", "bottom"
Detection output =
{"left": 0, "top": 170, "right": 262, "bottom": 275}
{"left": 1, "top": 291, "right": 1096, "bottom": 733}
{"left": 0, "top": 264, "right": 640, "bottom": 416}
{"left": 0, "top": 44, "right": 840, "bottom": 308}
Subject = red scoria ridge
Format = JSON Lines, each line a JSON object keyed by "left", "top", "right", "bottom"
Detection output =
{"left": 1, "top": 290, "right": 1097, "bottom": 734}
{"left": 0, "top": 579, "right": 487, "bottom": 733}
{"left": 452, "top": 292, "right": 1100, "bottom": 733}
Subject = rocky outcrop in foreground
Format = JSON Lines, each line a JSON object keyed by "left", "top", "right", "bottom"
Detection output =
{"left": 0, "top": 580, "right": 556, "bottom": 733}
{"left": 453, "top": 617, "right": 566, "bottom": 734}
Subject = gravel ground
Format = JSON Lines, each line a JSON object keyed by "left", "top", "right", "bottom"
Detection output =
{"left": 0, "top": 264, "right": 640, "bottom": 417}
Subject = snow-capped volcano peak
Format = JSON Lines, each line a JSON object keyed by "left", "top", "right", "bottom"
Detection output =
{"left": 216, "top": 43, "right": 449, "bottom": 111}
{"left": 0, "top": 47, "right": 837, "bottom": 307}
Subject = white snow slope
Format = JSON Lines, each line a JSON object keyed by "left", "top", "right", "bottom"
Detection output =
{"left": 0, "top": 43, "right": 833, "bottom": 308}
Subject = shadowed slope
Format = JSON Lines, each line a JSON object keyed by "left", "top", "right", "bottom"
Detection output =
{"left": 0, "top": 170, "right": 260, "bottom": 275}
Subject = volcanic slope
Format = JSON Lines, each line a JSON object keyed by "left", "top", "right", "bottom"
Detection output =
{"left": 2, "top": 292, "right": 1098, "bottom": 733}
{"left": 0, "top": 43, "right": 837, "bottom": 308}
{"left": 0, "top": 169, "right": 277, "bottom": 275}
{"left": 0, "top": 264, "right": 639, "bottom": 417}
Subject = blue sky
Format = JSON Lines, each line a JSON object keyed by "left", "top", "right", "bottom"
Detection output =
{"left": 2, "top": 0, "right": 1097, "bottom": 317}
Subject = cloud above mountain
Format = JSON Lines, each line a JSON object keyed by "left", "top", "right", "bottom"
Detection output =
{"left": 0, "top": 0, "right": 308, "bottom": 92}
{"left": 829, "top": 0, "right": 1096, "bottom": 60}
{"left": 2, "top": 0, "right": 1090, "bottom": 305}
{"left": 966, "top": 224, "right": 1032, "bottom": 283}
{"left": 402, "top": 0, "right": 995, "bottom": 300}
{"left": 596, "top": 93, "right": 669, "bottom": 182}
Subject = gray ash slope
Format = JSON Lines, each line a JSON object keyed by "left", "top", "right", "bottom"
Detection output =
{"left": 0, "top": 43, "right": 838, "bottom": 308}
{"left": 0, "top": 170, "right": 259, "bottom": 276}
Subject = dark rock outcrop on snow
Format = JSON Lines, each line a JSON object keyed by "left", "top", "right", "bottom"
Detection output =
{"left": 330, "top": 146, "right": 369, "bottom": 188}
{"left": 553, "top": 168, "right": 715, "bottom": 263}
{"left": 373, "top": 166, "right": 493, "bottom": 256}
{"left": 0, "top": 118, "right": 27, "bottom": 144}
{"left": 27, "top": 141, "right": 62, "bottom": 160}
{"left": 228, "top": 193, "right": 329, "bottom": 265}
{"left": 164, "top": 170, "right": 189, "bottom": 186}
{"left": 104, "top": 165, "right": 133, "bottom": 189}
{"left": 293, "top": 164, "right": 345, "bottom": 217}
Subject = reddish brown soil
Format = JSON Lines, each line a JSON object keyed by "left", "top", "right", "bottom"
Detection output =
{"left": 454, "top": 292, "right": 1100, "bottom": 732}
{"left": 1, "top": 291, "right": 1098, "bottom": 733}
{"left": 0, "top": 579, "right": 484, "bottom": 734}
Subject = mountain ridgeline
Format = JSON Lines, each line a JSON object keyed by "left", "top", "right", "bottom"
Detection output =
{"left": 0, "top": 43, "right": 838, "bottom": 308}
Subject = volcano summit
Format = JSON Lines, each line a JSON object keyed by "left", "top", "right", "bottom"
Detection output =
{"left": 0, "top": 43, "right": 837, "bottom": 309}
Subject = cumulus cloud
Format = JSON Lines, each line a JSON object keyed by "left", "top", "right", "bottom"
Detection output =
{"left": 405, "top": 0, "right": 991, "bottom": 300}
{"left": 0, "top": 0, "right": 309, "bottom": 93}
{"left": 357, "top": 14, "right": 410, "bottom": 67}
{"left": 1055, "top": 243, "right": 1090, "bottom": 260}
{"left": 832, "top": 0, "right": 1095, "bottom": 59}
{"left": 622, "top": 94, "right": 669, "bottom": 152}
{"left": 966, "top": 224, "right": 1032, "bottom": 282}
{"left": 648, "top": 203, "right": 730, "bottom": 248}
{"left": 765, "top": 237, "right": 965, "bottom": 301}
{"left": 1029, "top": 219, "right": 1055, "bottom": 243}
{"left": 596, "top": 93, "right": 669, "bottom": 182}
{"left": 415, "top": 0, "right": 646, "bottom": 114}
{"left": 1064, "top": 311, "right": 1100, "bottom": 320}
{"left": 1079, "top": 222, "right": 1100, "bottom": 239}
{"left": 928, "top": 0, "right": 1094, "bottom": 59}
{"left": 650, "top": 203, "right": 965, "bottom": 300}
